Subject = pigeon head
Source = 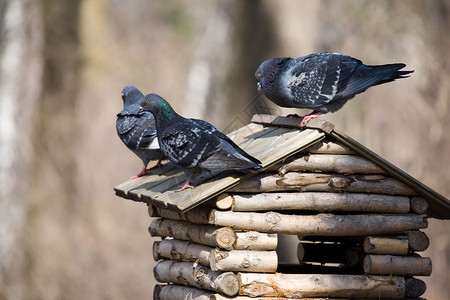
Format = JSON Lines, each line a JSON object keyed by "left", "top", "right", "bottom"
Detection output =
{"left": 121, "top": 85, "right": 143, "bottom": 106}
{"left": 255, "top": 57, "right": 291, "bottom": 92}
{"left": 254, "top": 62, "right": 265, "bottom": 92}
{"left": 140, "top": 93, "right": 178, "bottom": 122}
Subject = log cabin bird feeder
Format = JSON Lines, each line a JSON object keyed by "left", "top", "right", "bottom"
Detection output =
{"left": 114, "top": 115, "right": 450, "bottom": 300}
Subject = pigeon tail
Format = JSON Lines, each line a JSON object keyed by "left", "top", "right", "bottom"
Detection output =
{"left": 336, "top": 63, "right": 412, "bottom": 100}
{"left": 366, "top": 63, "right": 414, "bottom": 85}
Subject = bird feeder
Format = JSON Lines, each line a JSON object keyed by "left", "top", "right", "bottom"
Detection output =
{"left": 114, "top": 115, "right": 450, "bottom": 300}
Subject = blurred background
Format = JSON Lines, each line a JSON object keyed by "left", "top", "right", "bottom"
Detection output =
{"left": 1, "top": 0, "right": 449, "bottom": 299}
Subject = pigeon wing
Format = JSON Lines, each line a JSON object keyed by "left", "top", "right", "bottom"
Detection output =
{"left": 287, "top": 53, "right": 358, "bottom": 108}
{"left": 160, "top": 119, "right": 261, "bottom": 171}
{"left": 159, "top": 119, "right": 210, "bottom": 168}
{"left": 116, "top": 112, "right": 158, "bottom": 150}
{"left": 193, "top": 120, "right": 262, "bottom": 171}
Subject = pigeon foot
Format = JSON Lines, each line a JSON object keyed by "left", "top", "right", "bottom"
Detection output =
{"left": 176, "top": 180, "right": 194, "bottom": 192}
{"left": 131, "top": 165, "right": 152, "bottom": 179}
{"left": 131, "top": 159, "right": 165, "bottom": 179}
{"left": 300, "top": 113, "right": 321, "bottom": 127}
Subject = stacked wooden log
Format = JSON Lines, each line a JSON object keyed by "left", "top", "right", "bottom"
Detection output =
{"left": 151, "top": 139, "right": 431, "bottom": 300}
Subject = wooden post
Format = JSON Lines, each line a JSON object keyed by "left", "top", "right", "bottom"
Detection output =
{"left": 210, "top": 249, "right": 277, "bottom": 272}
{"left": 153, "top": 205, "right": 213, "bottom": 224}
{"left": 211, "top": 211, "right": 428, "bottom": 236}
{"left": 227, "top": 192, "right": 410, "bottom": 214}
{"left": 149, "top": 218, "right": 236, "bottom": 250}
{"left": 153, "top": 240, "right": 212, "bottom": 266}
{"left": 237, "top": 273, "right": 406, "bottom": 298}
{"left": 154, "top": 284, "right": 300, "bottom": 300}
{"left": 363, "top": 236, "right": 409, "bottom": 255}
{"left": 233, "top": 231, "right": 278, "bottom": 250}
{"left": 153, "top": 282, "right": 420, "bottom": 300}
{"left": 154, "top": 260, "right": 239, "bottom": 296}
{"left": 275, "top": 154, "right": 386, "bottom": 176}
{"left": 149, "top": 219, "right": 277, "bottom": 250}
{"left": 154, "top": 284, "right": 213, "bottom": 300}
{"left": 363, "top": 255, "right": 432, "bottom": 276}
{"left": 229, "top": 172, "right": 417, "bottom": 195}
{"left": 153, "top": 239, "right": 278, "bottom": 272}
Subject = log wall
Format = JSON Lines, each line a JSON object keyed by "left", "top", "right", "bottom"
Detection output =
{"left": 145, "top": 140, "right": 433, "bottom": 299}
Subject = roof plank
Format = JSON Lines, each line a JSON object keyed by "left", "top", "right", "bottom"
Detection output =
{"left": 140, "top": 127, "right": 325, "bottom": 212}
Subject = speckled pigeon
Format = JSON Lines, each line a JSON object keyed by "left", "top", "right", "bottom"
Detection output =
{"left": 139, "top": 93, "right": 263, "bottom": 191}
{"left": 116, "top": 85, "right": 165, "bottom": 178}
{"left": 255, "top": 52, "right": 413, "bottom": 126}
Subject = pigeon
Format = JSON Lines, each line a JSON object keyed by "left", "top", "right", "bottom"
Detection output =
{"left": 139, "top": 93, "right": 263, "bottom": 191}
{"left": 116, "top": 85, "right": 165, "bottom": 178}
{"left": 255, "top": 52, "right": 414, "bottom": 126}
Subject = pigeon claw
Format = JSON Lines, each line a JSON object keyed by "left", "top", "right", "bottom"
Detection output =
{"left": 131, "top": 167, "right": 152, "bottom": 179}
{"left": 131, "top": 159, "right": 165, "bottom": 179}
{"left": 176, "top": 180, "right": 194, "bottom": 192}
{"left": 300, "top": 113, "right": 321, "bottom": 127}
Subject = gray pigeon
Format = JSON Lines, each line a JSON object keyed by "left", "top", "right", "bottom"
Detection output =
{"left": 116, "top": 85, "right": 164, "bottom": 178}
{"left": 255, "top": 52, "right": 413, "bottom": 126}
{"left": 139, "top": 93, "right": 263, "bottom": 191}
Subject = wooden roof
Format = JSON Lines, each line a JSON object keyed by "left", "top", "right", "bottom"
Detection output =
{"left": 114, "top": 114, "right": 450, "bottom": 219}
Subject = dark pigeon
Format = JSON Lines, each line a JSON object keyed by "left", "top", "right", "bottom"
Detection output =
{"left": 255, "top": 52, "right": 414, "bottom": 126}
{"left": 139, "top": 93, "right": 263, "bottom": 191}
{"left": 116, "top": 85, "right": 164, "bottom": 178}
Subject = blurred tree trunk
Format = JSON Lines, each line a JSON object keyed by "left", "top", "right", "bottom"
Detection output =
{"left": 227, "top": 0, "right": 279, "bottom": 122}
{"left": 183, "top": 0, "right": 233, "bottom": 125}
{"left": 32, "top": 0, "right": 82, "bottom": 196}
{"left": 25, "top": 0, "right": 82, "bottom": 297}
{"left": 0, "top": 0, "right": 43, "bottom": 298}
{"left": 216, "top": 0, "right": 279, "bottom": 134}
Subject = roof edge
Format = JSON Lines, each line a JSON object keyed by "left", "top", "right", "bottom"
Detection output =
{"left": 251, "top": 114, "right": 450, "bottom": 219}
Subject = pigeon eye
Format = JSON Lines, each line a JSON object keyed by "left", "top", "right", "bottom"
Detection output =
{"left": 145, "top": 100, "right": 150, "bottom": 104}
{"left": 257, "top": 73, "right": 262, "bottom": 78}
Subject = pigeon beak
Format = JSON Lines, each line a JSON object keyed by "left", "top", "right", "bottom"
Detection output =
{"left": 139, "top": 107, "right": 143, "bottom": 112}
{"left": 257, "top": 82, "right": 262, "bottom": 92}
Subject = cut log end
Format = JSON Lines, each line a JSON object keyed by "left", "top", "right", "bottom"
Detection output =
{"left": 410, "top": 197, "right": 428, "bottom": 214}
{"left": 216, "top": 193, "right": 234, "bottom": 210}
{"left": 148, "top": 205, "right": 160, "bottom": 218}
{"left": 405, "top": 277, "right": 427, "bottom": 298}
{"left": 213, "top": 227, "right": 237, "bottom": 249}
{"left": 408, "top": 230, "right": 430, "bottom": 252}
